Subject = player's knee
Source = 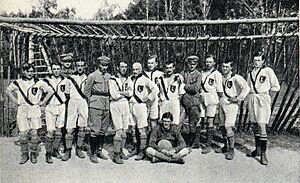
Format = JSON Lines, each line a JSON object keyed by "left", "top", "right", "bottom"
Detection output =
{"left": 138, "top": 128, "right": 147, "bottom": 137}
{"left": 258, "top": 123, "right": 267, "bottom": 135}
{"left": 146, "top": 147, "right": 156, "bottom": 156}
{"left": 66, "top": 128, "right": 74, "bottom": 134}
{"left": 121, "top": 131, "right": 127, "bottom": 139}
{"left": 78, "top": 127, "right": 86, "bottom": 137}
{"left": 19, "top": 131, "right": 28, "bottom": 141}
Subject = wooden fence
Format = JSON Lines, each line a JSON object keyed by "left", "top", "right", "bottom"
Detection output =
{"left": 0, "top": 17, "right": 299, "bottom": 136}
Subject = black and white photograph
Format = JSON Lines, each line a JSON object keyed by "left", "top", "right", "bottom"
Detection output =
{"left": 0, "top": 0, "right": 299, "bottom": 182}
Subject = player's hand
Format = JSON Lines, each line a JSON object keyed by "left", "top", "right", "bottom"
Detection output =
{"left": 228, "top": 97, "right": 238, "bottom": 103}
{"left": 168, "top": 149, "right": 176, "bottom": 156}
{"left": 161, "top": 149, "right": 169, "bottom": 155}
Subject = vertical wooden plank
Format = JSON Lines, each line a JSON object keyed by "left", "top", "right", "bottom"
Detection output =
{"left": 0, "top": 29, "right": 4, "bottom": 136}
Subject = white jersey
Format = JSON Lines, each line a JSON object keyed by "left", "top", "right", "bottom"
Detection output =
{"left": 247, "top": 66, "right": 280, "bottom": 94}
{"left": 144, "top": 69, "right": 164, "bottom": 84}
{"left": 7, "top": 78, "right": 50, "bottom": 105}
{"left": 109, "top": 74, "right": 133, "bottom": 101}
{"left": 200, "top": 69, "right": 223, "bottom": 93}
{"left": 129, "top": 74, "right": 159, "bottom": 104}
{"left": 158, "top": 73, "right": 185, "bottom": 101}
{"left": 66, "top": 73, "right": 87, "bottom": 100}
{"left": 222, "top": 73, "right": 250, "bottom": 104}
{"left": 44, "top": 75, "right": 68, "bottom": 105}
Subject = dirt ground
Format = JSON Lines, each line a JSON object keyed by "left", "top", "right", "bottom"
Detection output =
{"left": 0, "top": 137, "right": 299, "bottom": 183}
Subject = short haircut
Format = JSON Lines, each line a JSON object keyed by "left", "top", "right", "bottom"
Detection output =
{"left": 22, "top": 63, "right": 34, "bottom": 71}
{"left": 147, "top": 54, "right": 158, "bottom": 62}
{"left": 222, "top": 58, "right": 233, "bottom": 67}
{"left": 253, "top": 51, "right": 265, "bottom": 60}
{"left": 161, "top": 112, "right": 173, "bottom": 122}
{"left": 206, "top": 54, "right": 215, "bottom": 60}
{"left": 118, "top": 61, "right": 128, "bottom": 67}
{"left": 164, "top": 60, "right": 175, "bottom": 67}
{"left": 51, "top": 62, "right": 62, "bottom": 68}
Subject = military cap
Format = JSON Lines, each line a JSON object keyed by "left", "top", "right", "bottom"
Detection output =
{"left": 60, "top": 53, "right": 74, "bottom": 62}
{"left": 97, "top": 56, "right": 111, "bottom": 65}
{"left": 186, "top": 55, "right": 199, "bottom": 63}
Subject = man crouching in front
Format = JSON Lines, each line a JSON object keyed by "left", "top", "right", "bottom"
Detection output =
{"left": 146, "top": 112, "right": 190, "bottom": 164}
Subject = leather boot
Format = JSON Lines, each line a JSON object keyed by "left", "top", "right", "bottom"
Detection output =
{"left": 127, "top": 145, "right": 138, "bottom": 158}
{"left": 135, "top": 150, "right": 145, "bottom": 161}
{"left": 97, "top": 135, "right": 108, "bottom": 160}
{"left": 215, "top": 136, "right": 228, "bottom": 153}
{"left": 30, "top": 152, "right": 38, "bottom": 164}
{"left": 202, "top": 127, "right": 214, "bottom": 154}
{"left": 247, "top": 135, "right": 261, "bottom": 157}
{"left": 76, "top": 147, "right": 86, "bottom": 159}
{"left": 52, "top": 149, "right": 62, "bottom": 159}
{"left": 89, "top": 136, "right": 99, "bottom": 163}
{"left": 45, "top": 152, "right": 53, "bottom": 164}
{"left": 225, "top": 136, "right": 235, "bottom": 160}
{"left": 113, "top": 152, "right": 123, "bottom": 164}
{"left": 20, "top": 153, "right": 29, "bottom": 164}
{"left": 260, "top": 140, "right": 268, "bottom": 165}
{"left": 120, "top": 150, "right": 128, "bottom": 160}
{"left": 19, "top": 137, "right": 29, "bottom": 164}
{"left": 62, "top": 149, "right": 71, "bottom": 161}
{"left": 192, "top": 127, "right": 201, "bottom": 149}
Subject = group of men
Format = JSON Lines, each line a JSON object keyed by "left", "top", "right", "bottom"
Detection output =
{"left": 6, "top": 51, "right": 280, "bottom": 166}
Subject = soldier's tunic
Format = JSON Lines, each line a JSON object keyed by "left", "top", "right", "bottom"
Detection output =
{"left": 158, "top": 74, "right": 185, "bottom": 125}
{"left": 144, "top": 69, "right": 163, "bottom": 120}
{"left": 65, "top": 73, "right": 88, "bottom": 129}
{"left": 247, "top": 66, "right": 280, "bottom": 124}
{"left": 84, "top": 69, "right": 111, "bottom": 135}
{"left": 7, "top": 78, "right": 51, "bottom": 131}
{"left": 109, "top": 74, "right": 133, "bottom": 130}
{"left": 44, "top": 76, "right": 68, "bottom": 131}
{"left": 129, "top": 74, "right": 159, "bottom": 129}
{"left": 200, "top": 69, "right": 223, "bottom": 118}
{"left": 180, "top": 70, "right": 202, "bottom": 132}
{"left": 219, "top": 73, "right": 249, "bottom": 127}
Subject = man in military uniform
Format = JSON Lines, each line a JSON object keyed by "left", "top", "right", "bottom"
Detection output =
{"left": 246, "top": 51, "right": 280, "bottom": 165}
{"left": 180, "top": 56, "right": 202, "bottom": 147}
{"left": 109, "top": 61, "right": 132, "bottom": 164}
{"left": 60, "top": 53, "right": 75, "bottom": 77}
{"left": 6, "top": 63, "right": 54, "bottom": 164}
{"left": 84, "top": 56, "right": 111, "bottom": 163}
{"left": 43, "top": 62, "right": 69, "bottom": 163}
{"left": 199, "top": 55, "right": 223, "bottom": 154}
{"left": 63, "top": 60, "right": 88, "bottom": 161}
{"left": 158, "top": 61, "right": 185, "bottom": 126}
{"left": 217, "top": 60, "right": 249, "bottom": 160}
{"left": 146, "top": 112, "right": 190, "bottom": 164}
{"left": 127, "top": 62, "right": 159, "bottom": 160}
{"left": 144, "top": 55, "right": 163, "bottom": 129}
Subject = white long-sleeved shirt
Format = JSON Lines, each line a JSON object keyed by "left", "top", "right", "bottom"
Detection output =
{"left": 201, "top": 69, "right": 223, "bottom": 93}
{"left": 247, "top": 66, "right": 280, "bottom": 94}
{"left": 66, "top": 73, "right": 87, "bottom": 100}
{"left": 109, "top": 74, "right": 133, "bottom": 101}
{"left": 44, "top": 75, "right": 68, "bottom": 105}
{"left": 158, "top": 73, "right": 186, "bottom": 101}
{"left": 222, "top": 73, "right": 250, "bottom": 102}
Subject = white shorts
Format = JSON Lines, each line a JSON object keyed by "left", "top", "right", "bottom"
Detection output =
{"left": 147, "top": 96, "right": 159, "bottom": 120}
{"left": 219, "top": 102, "right": 239, "bottom": 127}
{"left": 45, "top": 104, "right": 66, "bottom": 131}
{"left": 248, "top": 93, "right": 271, "bottom": 124}
{"left": 17, "top": 105, "right": 41, "bottom": 132}
{"left": 129, "top": 102, "right": 148, "bottom": 129}
{"left": 200, "top": 92, "right": 219, "bottom": 118}
{"left": 66, "top": 98, "right": 88, "bottom": 129}
{"left": 110, "top": 99, "right": 129, "bottom": 130}
{"left": 159, "top": 99, "right": 180, "bottom": 125}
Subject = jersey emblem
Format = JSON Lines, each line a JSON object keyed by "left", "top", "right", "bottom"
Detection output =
{"left": 31, "top": 87, "right": 38, "bottom": 95}
{"left": 226, "top": 81, "right": 233, "bottom": 88}
{"left": 259, "top": 75, "right": 266, "bottom": 83}
{"left": 170, "top": 85, "right": 176, "bottom": 93}
{"left": 137, "top": 85, "right": 144, "bottom": 92}
{"left": 60, "top": 85, "right": 65, "bottom": 92}
{"left": 208, "top": 78, "right": 215, "bottom": 86}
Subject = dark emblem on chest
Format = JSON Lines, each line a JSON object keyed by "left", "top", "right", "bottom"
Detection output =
{"left": 60, "top": 85, "right": 65, "bottom": 92}
{"left": 208, "top": 78, "right": 215, "bottom": 86}
{"left": 124, "top": 83, "right": 128, "bottom": 90}
{"left": 31, "top": 87, "right": 38, "bottom": 95}
{"left": 170, "top": 85, "right": 176, "bottom": 93}
{"left": 259, "top": 75, "right": 266, "bottom": 83}
{"left": 137, "top": 85, "right": 144, "bottom": 92}
{"left": 226, "top": 81, "right": 233, "bottom": 89}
